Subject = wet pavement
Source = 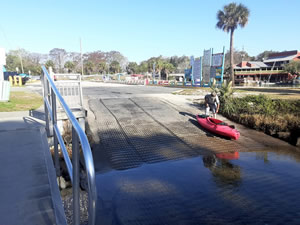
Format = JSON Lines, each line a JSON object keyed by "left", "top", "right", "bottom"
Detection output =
{"left": 87, "top": 96, "right": 300, "bottom": 225}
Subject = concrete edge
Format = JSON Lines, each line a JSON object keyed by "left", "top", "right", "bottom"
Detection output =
{"left": 83, "top": 96, "right": 100, "bottom": 144}
{"left": 40, "top": 127, "right": 68, "bottom": 225}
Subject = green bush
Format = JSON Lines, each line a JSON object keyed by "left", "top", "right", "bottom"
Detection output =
{"left": 220, "top": 94, "right": 300, "bottom": 117}
{"left": 219, "top": 94, "right": 300, "bottom": 144}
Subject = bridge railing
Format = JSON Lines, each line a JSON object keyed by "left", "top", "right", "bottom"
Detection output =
{"left": 42, "top": 66, "right": 97, "bottom": 225}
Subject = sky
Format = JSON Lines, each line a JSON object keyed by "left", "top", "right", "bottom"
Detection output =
{"left": 0, "top": 0, "right": 299, "bottom": 63}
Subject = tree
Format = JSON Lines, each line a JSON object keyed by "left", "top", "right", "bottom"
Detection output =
{"left": 45, "top": 60, "right": 55, "bottom": 71}
{"left": 5, "top": 54, "right": 20, "bottom": 72}
{"left": 5, "top": 49, "right": 42, "bottom": 75}
{"left": 126, "top": 62, "right": 138, "bottom": 74}
{"left": 105, "top": 51, "right": 128, "bottom": 71}
{"left": 109, "top": 61, "right": 121, "bottom": 74}
{"left": 256, "top": 50, "right": 279, "bottom": 61}
{"left": 284, "top": 61, "right": 300, "bottom": 75}
{"left": 161, "top": 62, "right": 175, "bottom": 80}
{"left": 84, "top": 61, "right": 94, "bottom": 75}
{"left": 216, "top": 3, "right": 250, "bottom": 85}
{"left": 137, "top": 62, "right": 148, "bottom": 74}
{"left": 49, "top": 48, "right": 67, "bottom": 73}
{"left": 84, "top": 51, "right": 105, "bottom": 73}
{"left": 64, "top": 61, "right": 75, "bottom": 73}
{"left": 98, "top": 61, "right": 108, "bottom": 74}
{"left": 224, "top": 49, "right": 254, "bottom": 70}
{"left": 175, "top": 56, "right": 190, "bottom": 73}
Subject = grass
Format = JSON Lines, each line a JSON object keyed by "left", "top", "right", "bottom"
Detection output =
{"left": 234, "top": 87, "right": 300, "bottom": 100}
{"left": 172, "top": 87, "right": 211, "bottom": 95}
{"left": 0, "top": 91, "right": 43, "bottom": 112}
{"left": 219, "top": 94, "right": 300, "bottom": 145}
{"left": 173, "top": 86, "right": 300, "bottom": 99}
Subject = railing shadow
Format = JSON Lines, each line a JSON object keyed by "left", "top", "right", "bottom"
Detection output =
{"left": 29, "top": 109, "right": 46, "bottom": 121}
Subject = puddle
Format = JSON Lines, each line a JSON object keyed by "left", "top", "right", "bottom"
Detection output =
{"left": 95, "top": 150, "right": 300, "bottom": 225}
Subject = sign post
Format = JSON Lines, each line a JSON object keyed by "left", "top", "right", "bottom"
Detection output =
{"left": 0, "top": 47, "right": 10, "bottom": 102}
{"left": 193, "top": 57, "right": 202, "bottom": 86}
{"left": 0, "top": 48, "right": 5, "bottom": 81}
{"left": 202, "top": 49, "right": 212, "bottom": 86}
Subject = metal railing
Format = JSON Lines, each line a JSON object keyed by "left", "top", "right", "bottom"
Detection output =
{"left": 50, "top": 73, "right": 84, "bottom": 110}
{"left": 42, "top": 66, "right": 97, "bottom": 225}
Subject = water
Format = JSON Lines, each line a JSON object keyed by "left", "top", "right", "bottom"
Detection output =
{"left": 95, "top": 150, "right": 300, "bottom": 225}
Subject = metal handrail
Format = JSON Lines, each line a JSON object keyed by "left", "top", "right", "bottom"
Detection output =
{"left": 42, "top": 66, "right": 97, "bottom": 225}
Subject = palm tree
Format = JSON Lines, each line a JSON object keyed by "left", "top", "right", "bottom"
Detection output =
{"left": 216, "top": 3, "right": 249, "bottom": 85}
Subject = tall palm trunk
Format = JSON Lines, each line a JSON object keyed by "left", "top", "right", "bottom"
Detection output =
{"left": 230, "top": 29, "right": 235, "bottom": 86}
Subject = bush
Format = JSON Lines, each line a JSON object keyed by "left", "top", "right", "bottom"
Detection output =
{"left": 219, "top": 94, "right": 300, "bottom": 145}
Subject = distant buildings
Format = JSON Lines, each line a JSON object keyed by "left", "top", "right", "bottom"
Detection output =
{"left": 234, "top": 50, "right": 300, "bottom": 84}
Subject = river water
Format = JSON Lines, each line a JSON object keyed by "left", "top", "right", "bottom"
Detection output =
{"left": 95, "top": 149, "right": 300, "bottom": 225}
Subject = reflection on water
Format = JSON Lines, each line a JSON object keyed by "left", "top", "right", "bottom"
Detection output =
{"left": 203, "top": 152, "right": 241, "bottom": 187}
{"left": 95, "top": 150, "right": 300, "bottom": 225}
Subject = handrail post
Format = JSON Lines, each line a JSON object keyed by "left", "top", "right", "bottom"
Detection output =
{"left": 51, "top": 89, "right": 60, "bottom": 177}
{"left": 47, "top": 80, "right": 53, "bottom": 137}
{"left": 72, "top": 126, "right": 80, "bottom": 225}
{"left": 42, "top": 72, "right": 51, "bottom": 137}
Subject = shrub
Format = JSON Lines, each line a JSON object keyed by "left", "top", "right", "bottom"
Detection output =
{"left": 219, "top": 94, "right": 300, "bottom": 145}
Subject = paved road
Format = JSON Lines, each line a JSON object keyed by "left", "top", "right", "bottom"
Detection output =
{"left": 82, "top": 82, "right": 181, "bottom": 99}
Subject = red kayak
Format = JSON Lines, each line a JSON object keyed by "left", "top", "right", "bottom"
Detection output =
{"left": 196, "top": 115, "right": 240, "bottom": 140}
{"left": 216, "top": 152, "right": 239, "bottom": 160}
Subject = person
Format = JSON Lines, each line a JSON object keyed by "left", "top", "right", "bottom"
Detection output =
{"left": 204, "top": 91, "right": 220, "bottom": 118}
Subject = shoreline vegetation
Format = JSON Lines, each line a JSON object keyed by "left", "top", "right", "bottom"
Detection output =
{"left": 220, "top": 94, "right": 300, "bottom": 145}
{"left": 191, "top": 81, "right": 300, "bottom": 146}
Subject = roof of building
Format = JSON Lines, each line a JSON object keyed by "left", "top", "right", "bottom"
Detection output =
{"left": 264, "top": 50, "right": 299, "bottom": 63}
{"left": 248, "top": 61, "right": 269, "bottom": 68}
{"left": 234, "top": 50, "right": 300, "bottom": 70}
{"left": 264, "top": 54, "right": 298, "bottom": 63}
{"left": 234, "top": 61, "right": 269, "bottom": 69}
{"left": 268, "top": 50, "right": 298, "bottom": 58}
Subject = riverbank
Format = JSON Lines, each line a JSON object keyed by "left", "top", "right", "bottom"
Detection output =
{"left": 173, "top": 86, "right": 300, "bottom": 147}
{"left": 219, "top": 94, "right": 300, "bottom": 146}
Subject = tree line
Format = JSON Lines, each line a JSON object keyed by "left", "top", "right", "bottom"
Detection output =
{"left": 4, "top": 48, "right": 191, "bottom": 76}
{"left": 4, "top": 47, "right": 298, "bottom": 76}
{"left": 6, "top": 48, "right": 299, "bottom": 79}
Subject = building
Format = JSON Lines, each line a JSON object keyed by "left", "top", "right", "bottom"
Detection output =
{"left": 234, "top": 50, "right": 300, "bottom": 84}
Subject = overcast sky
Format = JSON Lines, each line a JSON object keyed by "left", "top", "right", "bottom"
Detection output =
{"left": 0, "top": 0, "right": 299, "bottom": 62}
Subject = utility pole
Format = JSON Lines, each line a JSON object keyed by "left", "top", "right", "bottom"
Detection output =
{"left": 18, "top": 48, "right": 24, "bottom": 74}
{"left": 80, "top": 38, "right": 83, "bottom": 75}
{"left": 241, "top": 45, "right": 245, "bottom": 61}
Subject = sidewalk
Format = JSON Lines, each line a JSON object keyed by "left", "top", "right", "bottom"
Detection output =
{"left": 0, "top": 88, "right": 67, "bottom": 225}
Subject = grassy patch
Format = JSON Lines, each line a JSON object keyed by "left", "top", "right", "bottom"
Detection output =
{"left": 234, "top": 87, "right": 300, "bottom": 100}
{"left": 172, "top": 87, "right": 211, "bottom": 95}
{"left": 0, "top": 92, "right": 43, "bottom": 112}
{"left": 219, "top": 94, "right": 300, "bottom": 144}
